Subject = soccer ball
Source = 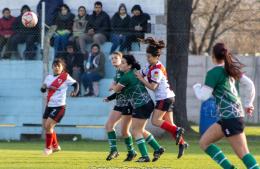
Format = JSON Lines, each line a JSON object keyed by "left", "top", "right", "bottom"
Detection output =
{"left": 22, "top": 11, "right": 38, "bottom": 28}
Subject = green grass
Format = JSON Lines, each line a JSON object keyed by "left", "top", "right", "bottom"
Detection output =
{"left": 0, "top": 126, "right": 259, "bottom": 169}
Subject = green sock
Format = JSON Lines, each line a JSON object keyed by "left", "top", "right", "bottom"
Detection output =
{"left": 124, "top": 136, "right": 135, "bottom": 154}
{"left": 107, "top": 131, "right": 117, "bottom": 152}
{"left": 242, "top": 153, "right": 260, "bottom": 169}
{"left": 145, "top": 134, "right": 161, "bottom": 151}
{"left": 205, "top": 144, "right": 234, "bottom": 169}
{"left": 136, "top": 138, "right": 149, "bottom": 157}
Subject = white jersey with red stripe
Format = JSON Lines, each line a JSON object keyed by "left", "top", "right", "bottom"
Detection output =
{"left": 141, "top": 61, "right": 175, "bottom": 100}
{"left": 44, "top": 74, "right": 76, "bottom": 107}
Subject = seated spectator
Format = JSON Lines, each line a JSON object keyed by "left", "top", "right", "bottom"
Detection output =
{"left": 3, "top": 5, "right": 40, "bottom": 60}
{"left": 70, "top": 6, "right": 89, "bottom": 46}
{"left": 121, "top": 5, "right": 150, "bottom": 52}
{"left": 53, "top": 4, "right": 74, "bottom": 56}
{"left": 109, "top": 3, "right": 130, "bottom": 54}
{"left": 59, "top": 42, "right": 84, "bottom": 95}
{"left": 0, "top": 8, "right": 15, "bottom": 58}
{"left": 37, "top": 0, "right": 63, "bottom": 27}
{"left": 78, "top": 1, "right": 110, "bottom": 54}
{"left": 81, "top": 44, "right": 105, "bottom": 97}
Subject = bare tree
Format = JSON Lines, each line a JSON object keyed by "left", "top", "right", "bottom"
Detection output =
{"left": 190, "top": 0, "right": 260, "bottom": 54}
{"left": 167, "top": 0, "right": 193, "bottom": 130}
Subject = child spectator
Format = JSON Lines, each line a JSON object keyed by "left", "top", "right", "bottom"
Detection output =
{"left": 109, "top": 3, "right": 130, "bottom": 54}
{"left": 3, "top": 5, "right": 40, "bottom": 60}
{"left": 78, "top": 1, "right": 110, "bottom": 54}
{"left": 0, "top": 8, "right": 15, "bottom": 58}
{"left": 81, "top": 44, "right": 105, "bottom": 96}
{"left": 53, "top": 4, "right": 74, "bottom": 56}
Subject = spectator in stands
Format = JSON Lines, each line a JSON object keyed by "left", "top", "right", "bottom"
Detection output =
{"left": 78, "top": 1, "right": 110, "bottom": 54}
{"left": 3, "top": 5, "right": 40, "bottom": 60}
{"left": 109, "top": 3, "right": 130, "bottom": 54}
{"left": 70, "top": 6, "right": 89, "bottom": 47}
{"left": 37, "top": 0, "right": 63, "bottom": 27}
{"left": 0, "top": 8, "right": 15, "bottom": 59}
{"left": 53, "top": 4, "right": 74, "bottom": 56}
{"left": 81, "top": 44, "right": 105, "bottom": 97}
{"left": 59, "top": 42, "right": 84, "bottom": 95}
{"left": 121, "top": 5, "right": 150, "bottom": 52}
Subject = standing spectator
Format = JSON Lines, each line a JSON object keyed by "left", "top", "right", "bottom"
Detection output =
{"left": 3, "top": 5, "right": 40, "bottom": 60}
{"left": 78, "top": 1, "right": 110, "bottom": 54}
{"left": 37, "top": 0, "right": 63, "bottom": 27}
{"left": 0, "top": 8, "right": 15, "bottom": 58}
{"left": 121, "top": 5, "right": 150, "bottom": 52}
{"left": 53, "top": 4, "right": 74, "bottom": 56}
{"left": 70, "top": 6, "right": 89, "bottom": 47}
{"left": 109, "top": 3, "right": 130, "bottom": 54}
{"left": 81, "top": 44, "right": 105, "bottom": 97}
{"left": 59, "top": 42, "right": 84, "bottom": 93}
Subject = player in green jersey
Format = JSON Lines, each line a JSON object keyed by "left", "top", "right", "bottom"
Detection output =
{"left": 104, "top": 52, "right": 137, "bottom": 161}
{"left": 111, "top": 54, "right": 165, "bottom": 162}
{"left": 193, "top": 43, "right": 259, "bottom": 169}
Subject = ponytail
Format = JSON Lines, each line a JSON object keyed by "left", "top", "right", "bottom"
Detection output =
{"left": 122, "top": 54, "right": 141, "bottom": 70}
{"left": 139, "top": 37, "right": 165, "bottom": 57}
{"left": 213, "top": 43, "right": 244, "bottom": 80}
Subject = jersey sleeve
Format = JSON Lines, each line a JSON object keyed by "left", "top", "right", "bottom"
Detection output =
{"left": 204, "top": 69, "right": 218, "bottom": 89}
{"left": 66, "top": 74, "right": 77, "bottom": 85}
{"left": 118, "top": 74, "right": 129, "bottom": 87}
{"left": 150, "top": 68, "right": 163, "bottom": 83}
{"left": 43, "top": 75, "right": 51, "bottom": 86}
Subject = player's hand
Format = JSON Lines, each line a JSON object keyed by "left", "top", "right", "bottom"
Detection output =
{"left": 103, "top": 97, "right": 109, "bottom": 102}
{"left": 135, "top": 71, "right": 143, "bottom": 80}
{"left": 70, "top": 91, "right": 77, "bottom": 97}
{"left": 245, "top": 106, "right": 254, "bottom": 117}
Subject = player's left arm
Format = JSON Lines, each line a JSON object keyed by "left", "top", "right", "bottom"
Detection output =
{"left": 71, "top": 82, "right": 79, "bottom": 97}
{"left": 111, "top": 84, "right": 124, "bottom": 93}
{"left": 239, "top": 74, "right": 255, "bottom": 115}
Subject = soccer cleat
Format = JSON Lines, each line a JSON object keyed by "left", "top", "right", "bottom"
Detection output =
{"left": 176, "top": 127, "right": 185, "bottom": 145}
{"left": 230, "top": 165, "right": 237, "bottom": 169}
{"left": 177, "top": 142, "right": 189, "bottom": 159}
{"left": 136, "top": 156, "right": 150, "bottom": 162}
{"left": 106, "top": 151, "right": 119, "bottom": 161}
{"left": 124, "top": 151, "right": 137, "bottom": 161}
{"left": 152, "top": 147, "right": 165, "bottom": 162}
{"left": 52, "top": 145, "right": 61, "bottom": 153}
{"left": 43, "top": 148, "right": 53, "bottom": 156}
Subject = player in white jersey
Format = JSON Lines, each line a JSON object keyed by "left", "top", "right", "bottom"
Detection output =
{"left": 135, "top": 37, "right": 188, "bottom": 158}
{"left": 41, "top": 58, "right": 79, "bottom": 156}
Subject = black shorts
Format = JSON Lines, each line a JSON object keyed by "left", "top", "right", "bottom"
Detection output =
{"left": 43, "top": 106, "right": 66, "bottom": 123}
{"left": 217, "top": 117, "right": 245, "bottom": 137}
{"left": 132, "top": 101, "right": 155, "bottom": 119}
{"left": 113, "top": 106, "right": 133, "bottom": 115}
{"left": 155, "top": 98, "right": 174, "bottom": 112}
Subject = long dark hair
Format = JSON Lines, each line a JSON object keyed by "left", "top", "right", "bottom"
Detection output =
{"left": 140, "top": 37, "right": 165, "bottom": 57}
{"left": 213, "top": 43, "right": 244, "bottom": 80}
{"left": 122, "top": 54, "right": 141, "bottom": 70}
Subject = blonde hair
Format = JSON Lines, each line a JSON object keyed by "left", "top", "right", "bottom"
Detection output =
{"left": 112, "top": 51, "right": 123, "bottom": 58}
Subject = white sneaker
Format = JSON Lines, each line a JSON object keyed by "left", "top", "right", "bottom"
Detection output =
{"left": 52, "top": 145, "right": 61, "bottom": 153}
{"left": 43, "top": 148, "right": 53, "bottom": 156}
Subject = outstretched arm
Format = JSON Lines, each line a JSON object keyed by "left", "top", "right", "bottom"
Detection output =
{"left": 240, "top": 75, "right": 255, "bottom": 115}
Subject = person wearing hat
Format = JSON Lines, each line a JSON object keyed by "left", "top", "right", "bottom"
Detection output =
{"left": 120, "top": 5, "right": 150, "bottom": 52}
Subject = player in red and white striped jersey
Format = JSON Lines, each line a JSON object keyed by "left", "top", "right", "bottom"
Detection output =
{"left": 41, "top": 58, "right": 79, "bottom": 156}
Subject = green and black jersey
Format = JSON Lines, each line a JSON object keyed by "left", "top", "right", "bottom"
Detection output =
{"left": 205, "top": 66, "right": 244, "bottom": 119}
{"left": 118, "top": 70, "right": 152, "bottom": 109}
{"left": 113, "top": 70, "right": 129, "bottom": 107}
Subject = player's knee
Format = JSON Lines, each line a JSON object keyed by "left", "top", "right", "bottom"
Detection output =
{"left": 199, "top": 138, "right": 208, "bottom": 150}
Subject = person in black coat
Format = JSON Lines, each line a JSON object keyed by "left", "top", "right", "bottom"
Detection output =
{"left": 121, "top": 5, "right": 150, "bottom": 52}
{"left": 3, "top": 5, "right": 40, "bottom": 60}
{"left": 53, "top": 4, "right": 75, "bottom": 56}
{"left": 109, "top": 3, "right": 130, "bottom": 54}
{"left": 78, "top": 1, "right": 110, "bottom": 54}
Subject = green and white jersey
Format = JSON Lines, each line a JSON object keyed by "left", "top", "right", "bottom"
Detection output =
{"left": 118, "top": 70, "right": 152, "bottom": 109}
{"left": 113, "top": 70, "right": 129, "bottom": 107}
{"left": 205, "top": 66, "right": 244, "bottom": 119}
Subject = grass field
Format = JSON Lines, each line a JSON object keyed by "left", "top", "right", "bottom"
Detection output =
{"left": 0, "top": 126, "right": 259, "bottom": 169}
